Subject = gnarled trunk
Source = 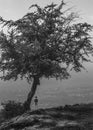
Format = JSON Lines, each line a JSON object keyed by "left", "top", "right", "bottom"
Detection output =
{"left": 23, "top": 76, "right": 40, "bottom": 111}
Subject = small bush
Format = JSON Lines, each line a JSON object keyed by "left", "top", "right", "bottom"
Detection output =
{"left": 1, "top": 100, "right": 25, "bottom": 119}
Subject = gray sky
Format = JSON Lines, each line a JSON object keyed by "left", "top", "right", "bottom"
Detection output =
{"left": 0, "top": 0, "right": 93, "bottom": 107}
{"left": 0, "top": 0, "right": 93, "bottom": 23}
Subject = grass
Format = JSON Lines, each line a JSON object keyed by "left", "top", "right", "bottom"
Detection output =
{"left": 1, "top": 103, "right": 93, "bottom": 129}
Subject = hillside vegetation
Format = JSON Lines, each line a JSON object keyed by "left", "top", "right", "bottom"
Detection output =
{"left": 0, "top": 103, "right": 93, "bottom": 129}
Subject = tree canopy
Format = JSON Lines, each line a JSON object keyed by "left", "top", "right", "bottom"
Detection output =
{"left": 0, "top": 1, "right": 93, "bottom": 110}
{"left": 0, "top": 1, "right": 93, "bottom": 81}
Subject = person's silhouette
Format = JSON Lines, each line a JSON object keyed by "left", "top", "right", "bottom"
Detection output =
{"left": 34, "top": 96, "right": 38, "bottom": 108}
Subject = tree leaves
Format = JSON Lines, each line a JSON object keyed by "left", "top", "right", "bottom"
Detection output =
{"left": 0, "top": 1, "right": 93, "bottom": 82}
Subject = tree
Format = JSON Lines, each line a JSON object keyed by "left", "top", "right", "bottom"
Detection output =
{"left": 0, "top": 1, "right": 93, "bottom": 111}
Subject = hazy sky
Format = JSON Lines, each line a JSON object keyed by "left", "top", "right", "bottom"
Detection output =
{"left": 0, "top": 0, "right": 93, "bottom": 107}
{"left": 0, "top": 0, "right": 93, "bottom": 23}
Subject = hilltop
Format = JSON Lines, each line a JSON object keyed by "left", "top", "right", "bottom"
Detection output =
{"left": 0, "top": 104, "right": 93, "bottom": 130}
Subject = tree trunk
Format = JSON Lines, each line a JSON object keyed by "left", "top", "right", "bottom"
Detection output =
{"left": 23, "top": 76, "right": 40, "bottom": 111}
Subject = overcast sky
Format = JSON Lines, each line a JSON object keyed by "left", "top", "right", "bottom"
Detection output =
{"left": 0, "top": 0, "right": 93, "bottom": 23}
{"left": 0, "top": 0, "right": 93, "bottom": 107}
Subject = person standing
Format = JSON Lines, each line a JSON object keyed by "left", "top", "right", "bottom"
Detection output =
{"left": 34, "top": 96, "right": 38, "bottom": 109}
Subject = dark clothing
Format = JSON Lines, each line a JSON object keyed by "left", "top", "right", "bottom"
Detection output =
{"left": 34, "top": 97, "right": 38, "bottom": 106}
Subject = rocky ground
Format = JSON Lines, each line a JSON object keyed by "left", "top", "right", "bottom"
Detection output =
{"left": 0, "top": 104, "right": 93, "bottom": 130}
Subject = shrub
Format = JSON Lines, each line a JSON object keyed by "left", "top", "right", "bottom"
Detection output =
{"left": 1, "top": 100, "right": 25, "bottom": 119}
